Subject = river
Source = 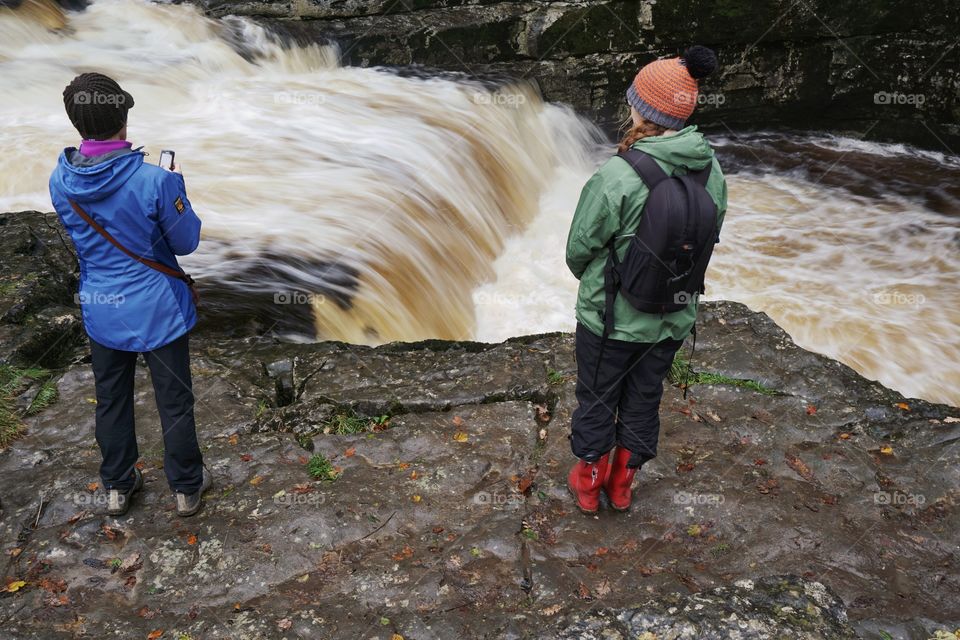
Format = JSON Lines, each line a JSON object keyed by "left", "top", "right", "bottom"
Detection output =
{"left": 1, "top": 0, "right": 957, "bottom": 406}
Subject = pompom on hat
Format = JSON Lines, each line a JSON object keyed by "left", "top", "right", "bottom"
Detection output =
{"left": 626, "top": 46, "right": 719, "bottom": 130}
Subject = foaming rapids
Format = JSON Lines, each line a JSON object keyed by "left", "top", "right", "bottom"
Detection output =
{"left": 1, "top": 0, "right": 957, "bottom": 406}
{"left": 478, "top": 133, "right": 960, "bottom": 406}
{"left": 0, "top": 0, "right": 603, "bottom": 344}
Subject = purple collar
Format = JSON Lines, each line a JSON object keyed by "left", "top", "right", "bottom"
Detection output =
{"left": 79, "top": 139, "right": 133, "bottom": 157}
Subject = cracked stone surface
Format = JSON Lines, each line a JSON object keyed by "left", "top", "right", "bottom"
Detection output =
{"left": 1, "top": 298, "right": 959, "bottom": 637}
{"left": 1, "top": 215, "right": 959, "bottom": 638}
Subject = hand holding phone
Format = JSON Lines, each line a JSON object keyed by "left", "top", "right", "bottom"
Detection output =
{"left": 159, "top": 149, "right": 175, "bottom": 171}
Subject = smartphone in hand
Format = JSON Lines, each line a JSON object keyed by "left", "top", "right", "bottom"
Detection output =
{"left": 159, "top": 149, "right": 175, "bottom": 171}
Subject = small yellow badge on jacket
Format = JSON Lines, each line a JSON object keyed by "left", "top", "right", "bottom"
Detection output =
{"left": 174, "top": 196, "right": 185, "bottom": 215}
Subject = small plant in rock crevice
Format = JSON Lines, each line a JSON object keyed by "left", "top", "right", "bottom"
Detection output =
{"left": 306, "top": 453, "right": 340, "bottom": 482}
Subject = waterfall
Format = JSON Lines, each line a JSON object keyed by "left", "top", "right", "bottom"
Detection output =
{"left": 1, "top": 0, "right": 957, "bottom": 405}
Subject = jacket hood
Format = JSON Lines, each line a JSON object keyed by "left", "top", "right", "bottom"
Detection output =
{"left": 631, "top": 125, "right": 715, "bottom": 171}
{"left": 51, "top": 148, "right": 144, "bottom": 204}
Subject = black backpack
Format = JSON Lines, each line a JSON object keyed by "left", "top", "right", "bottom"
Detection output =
{"left": 600, "top": 148, "right": 720, "bottom": 343}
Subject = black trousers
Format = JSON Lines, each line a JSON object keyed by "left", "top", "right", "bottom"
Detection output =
{"left": 570, "top": 323, "right": 682, "bottom": 467}
{"left": 90, "top": 333, "right": 204, "bottom": 494}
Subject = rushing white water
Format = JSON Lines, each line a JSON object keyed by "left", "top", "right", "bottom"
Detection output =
{"left": 480, "top": 136, "right": 960, "bottom": 406}
{"left": 0, "top": 0, "right": 603, "bottom": 344}
{"left": 1, "top": 0, "right": 957, "bottom": 406}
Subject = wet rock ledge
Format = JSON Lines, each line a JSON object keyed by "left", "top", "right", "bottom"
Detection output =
{"left": 1, "top": 211, "right": 959, "bottom": 639}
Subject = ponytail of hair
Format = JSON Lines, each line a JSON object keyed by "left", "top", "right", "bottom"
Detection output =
{"left": 618, "top": 117, "right": 670, "bottom": 154}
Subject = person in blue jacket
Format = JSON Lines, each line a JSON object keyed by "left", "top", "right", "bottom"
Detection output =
{"left": 49, "top": 73, "right": 211, "bottom": 517}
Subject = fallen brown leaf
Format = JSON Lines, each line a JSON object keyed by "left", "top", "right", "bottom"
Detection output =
{"left": 119, "top": 553, "right": 142, "bottom": 572}
{"left": 516, "top": 470, "right": 535, "bottom": 494}
{"left": 392, "top": 545, "right": 414, "bottom": 561}
{"left": 785, "top": 453, "right": 816, "bottom": 483}
{"left": 751, "top": 409, "right": 776, "bottom": 424}
{"left": 101, "top": 524, "right": 123, "bottom": 541}
{"left": 4, "top": 580, "right": 26, "bottom": 593}
{"left": 595, "top": 578, "right": 611, "bottom": 597}
{"left": 39, "top": 578, "right": 66, "bottom": 593}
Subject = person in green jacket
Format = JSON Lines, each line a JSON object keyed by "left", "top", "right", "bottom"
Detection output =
{"left": 565, "top": 46, "right": 727, "bottom": 514}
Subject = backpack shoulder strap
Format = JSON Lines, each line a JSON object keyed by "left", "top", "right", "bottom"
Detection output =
{"left": 689, "top": 162, "right": 713, "bottom": 187}
{"left": 617, "top": 149, "right": 670, "bottom": 190}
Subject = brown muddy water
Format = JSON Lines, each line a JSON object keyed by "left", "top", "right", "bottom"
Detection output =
{"left": 0, "top": 0, "right": 957, "bottom": 406}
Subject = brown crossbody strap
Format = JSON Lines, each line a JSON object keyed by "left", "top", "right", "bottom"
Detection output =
{"left": 69, "top": 199, "right": 199, "bottom": 305}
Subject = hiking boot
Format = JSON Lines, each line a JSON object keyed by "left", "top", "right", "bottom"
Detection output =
{"left": 106, "top": 467, "right": 142, "bottom": 516}
{"left": 174, "top": 469, "right": 212, "bottom": 517}
{"left": 603, "top": 447, "right": 638, "bottom": 512}
{"left": 567, "top": 453, "right": 609, "bottom": 515}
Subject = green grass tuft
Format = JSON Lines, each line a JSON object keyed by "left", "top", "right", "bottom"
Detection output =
{"left": 254, "top": 399, "right": 270, "bottom": 420}
{"left": 0, "top": 365, "right": 59, "bottom": 449}
{"left": 326, "top": 412, "right": 373, "bottom": 435}
{"left": 669, "top": 352, "right": 777, "bottom": 395}
{"left": 0, "top": 410, "right": 24, "bottom": 449}
{"left": 546, "top": 370, "right": 566, "bottom": 386}
{"left": 0, "top": 365, "right": 48, "bottom": 391}
{"left": 668, "top": 352, "right": 693, "bottom": 387}
{"left": 306, "top": 453, "right": 340, "bottom": 481}
{"left": 26, "top": 380, "right": 59, "bottom": 415}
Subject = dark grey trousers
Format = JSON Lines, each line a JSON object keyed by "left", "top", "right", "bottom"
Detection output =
{"left": 570, "top": 323, "right": 682, "bottom": 467}
{"left": 90, "top": 332, "right": 203, "bottom": 494}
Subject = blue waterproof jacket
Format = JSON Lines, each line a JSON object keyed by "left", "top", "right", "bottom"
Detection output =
{"left": 49, "top": 147, "right": 201, "bottom": 352}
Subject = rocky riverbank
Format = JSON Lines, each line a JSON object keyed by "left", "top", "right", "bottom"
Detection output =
{"left": 1, "top": 210, "right": 959, "bottom": 638}
{"left": 180, "top": 0, "right": 960, "bottom": 152}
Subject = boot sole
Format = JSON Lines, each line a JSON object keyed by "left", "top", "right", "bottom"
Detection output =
{"left": 106, "top": 471, "right": 143, "bottom": 516}
{"left": 176, "top": 473, "right": 213, "bottom": 518}
{"left": 567, "top": 482, "right": 599, "bottom": 515}
{"left": 603, "top": 489, "right": 632, "bottom": 512}
{"left": 177, "top": 504, "right": 203, "bottom": 518}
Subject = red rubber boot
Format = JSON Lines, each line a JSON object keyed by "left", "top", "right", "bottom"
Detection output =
{"left": 567, "top": 453, "right": 609, "bottom": 515}
{"left": 603, "top": 447, "right": 637, "bottom": 512}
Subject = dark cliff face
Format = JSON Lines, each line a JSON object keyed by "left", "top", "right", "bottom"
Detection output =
{"left": 188, "top": 0, "right": 959, "bottom": 151}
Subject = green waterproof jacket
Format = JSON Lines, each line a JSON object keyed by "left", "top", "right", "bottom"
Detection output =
{"left": 566, "top": 126, "right": 728, "bottom": 343}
